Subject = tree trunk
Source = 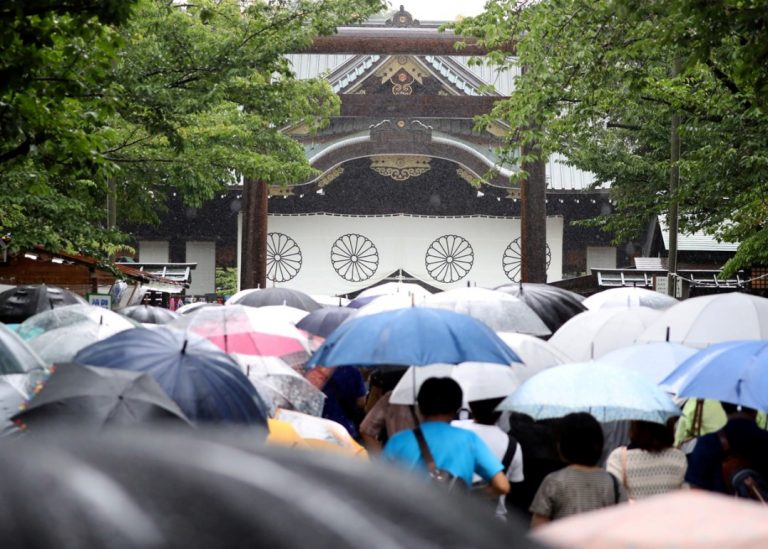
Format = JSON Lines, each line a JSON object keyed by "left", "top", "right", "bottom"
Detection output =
{"left": 240, "top": 180, "right": 268, "bottom": 290}
{"left": 520, "top": 152, "right": 548, "bottom": 283}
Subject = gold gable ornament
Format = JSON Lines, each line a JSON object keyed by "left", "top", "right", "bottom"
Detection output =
{"left": 370, "top": 156, "right": 431, "bottom": 181}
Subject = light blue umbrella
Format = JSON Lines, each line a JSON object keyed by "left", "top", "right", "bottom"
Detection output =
{"left": 660, "top": 340, "right": 768, "bottom": 412}
{"left": 305, "top": 307, "right": 521, "bottom": 368}
{"left": 496, "top": 361, "right": 681, "bottom": 424}
{"left": 598, "top": 342, "right": 698, "bottom": 385}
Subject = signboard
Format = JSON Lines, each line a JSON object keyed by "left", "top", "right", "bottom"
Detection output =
{"left": 654, "top": 275, "right": 668, "bottom": 295}
{"left": 88, "top": 293, "right": 112, "bottom": 309}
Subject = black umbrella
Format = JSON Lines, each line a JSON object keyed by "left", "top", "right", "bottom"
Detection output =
{"left": 12, "top": 362, "right": 192, "bottom": 431}
{"left": 0, "top": 427, "right": 538, "bottom": 549}
{"left": 234, "top": 287, "right": 321, "bottom": 312}
{"left": 74, "top": 327, "right": 269, "bottom": 427}
{"left": 118, "top": 304, "right": 180, "bottom": 324}
{"left": 0, "top": 284, "right": 87, "bottom": 324}
{"left": 495, "top": 283, "right": 587, "bottom": 334}
{"left": 295, "top": 306, "right": 357, "bottom": 338}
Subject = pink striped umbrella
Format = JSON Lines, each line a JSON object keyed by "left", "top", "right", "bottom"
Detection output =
{"left": 170, "top": 305, "right": 311, "bottom": 366}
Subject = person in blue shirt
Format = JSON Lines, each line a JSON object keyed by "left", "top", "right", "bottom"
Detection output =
{"left": 382, "top": 377, "right": 510, "bottom": 494}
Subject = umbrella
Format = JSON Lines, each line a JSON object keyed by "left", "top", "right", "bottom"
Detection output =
{"left": 346, "top": 294, "right": 382, "bottom": 309}
{"left": 583, "top": 287, "right": 678, "bottom": 311}
{"left": 0, "top": 284, "right": 87, "bottom": 324}
{"left": 356, "top": 293, "right": 426, "bottom": 318}
{"left": 0, "top": 427, "right": 532, "bottom": 548}
{"left": 117, "top": 304, "right": 180, "bottom": 324}
{"left": 16, "top": 304, "right": 137, "bottom": 340}
{"left": 358, "top": 282, "right": 434, "bottom": 301}
{"left": 0, "top": 322, "right": 46, "bottom": 374}
{"left": 296, "top": 306, "right": 357, "bottom": 338}
{"left": 310, "top": 294, "right": 350, "bottom": 307}
{"left": 495, "top": 332, "right": 570, "bottom": 373}
{"left": 273, "top": 408, "right": 368, "bottom": 458}
{"left": 548, "top": 307, "right": 662, "bottom": 361}
{"left": 497, "top": 361, "right": 681, "bottom": 424}
{"left": 389, "top": 363, "right": 525, "bottom": 406}
{"left": 660, "top": 340, "right": 768, "bottom": 411}
{"left": 233, "top": 354, "right": 326, "bottom": 417}
{"left": 176, "top": 301, "right": 222, "bottom": 315}
{"left": 245, "top": 304, "right": 309, "bottom": 325}
{"left": 306, "top": 307, "right": 521, "bottom": 369}
{"left": 637, "top": 293, "right": 768, "bottom": 348}
{"left": 74, "top": 327, "right": 268, "bottom": 426}
{"left": 495, "top": 282, "right": 586, "bottom": 333}
{"left": 533, "top": 490, "right": 768, "bottom": 549}
{"left": 227, "top": 287, "right": 321, "bottom": 312}
{"left": 421, "top": 287, "right": 551, "bottom": 336}
{"left": 27, "top": 322, "right": 128, "bottom": 365}
{"left": 12, "top": 362, "right": 191, "bottom": 431}
{"left": 597, "top": 342, "right": 698, "bottom": 385}
{"left": 170, "top": 304, "right": 312, "bottom": 366}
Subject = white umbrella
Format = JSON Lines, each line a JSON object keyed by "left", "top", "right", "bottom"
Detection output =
{"left": 548, "top": 307, "right": 661, "bottom": 361}
{"left": 496, "top": 332, "right": 570, "bottom": 373}
{"left": 244, "top": 305, "right": 309, "bottom": 326}
{"left": 583, "top": 287, "right": 678, "bottom": 310}
{"left": 597, "top": 342, "right": 698, "bottom": 385}
{"left": 310, "top": 294, "right": 350, "bottom": 307}
{"left": 420, "top": 287, "right": 551, "bottom": 336}
{"left": 355, "top": 293, "right": 425, "bottom": 318}
{"left": 636, "top": 293, "right": 768, "bottom": 348}
{"left": 357, "top": 282, "right": 433, "bottom": 301}
{"left": 233, "top": 354, "right": 325, "bottom": 417}
{"left": 389, "top": 363, "right": 525, "bottom": 405}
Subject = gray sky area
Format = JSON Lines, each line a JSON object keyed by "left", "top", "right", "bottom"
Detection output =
{"left": 385, "top": 1, "right": 488, "bottom": 22}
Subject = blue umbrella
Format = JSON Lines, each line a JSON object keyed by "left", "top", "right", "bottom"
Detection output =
{"left": 660, "top": 340, "right": 768, "bottom": 412}
{"left": 296, "top": 306, "right": 357, "bottom": 338}
{"left": 598, "top": 342, "right": 698, "bottom": 385}
{"left": 305, "top": 307, "right": 521, "bottom": 368}
{"left": 496, "top": 361, "right": 681, "bottom": 424}
{"left": 74, "top": 327, "right": 268, "bottom": 427}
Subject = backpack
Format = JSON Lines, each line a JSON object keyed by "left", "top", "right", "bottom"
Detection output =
{"left": 718, "top": 430, "right": 768, "bottom": 504}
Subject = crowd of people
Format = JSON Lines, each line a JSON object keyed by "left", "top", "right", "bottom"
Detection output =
{"left": 320, "top": 365, "right": 768, "bottom": 527}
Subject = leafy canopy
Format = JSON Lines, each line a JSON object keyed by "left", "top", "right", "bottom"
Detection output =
{"left": 451, "top": 0, "right": 768, "bottom": 274}
{"left": 1, "top": 0, "right": 386, "bottom": 257}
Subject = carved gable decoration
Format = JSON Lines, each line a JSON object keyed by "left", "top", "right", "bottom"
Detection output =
{"left": 351, "top": 55, "right": 451, "bottom": 96}
{"left": 369, "top": 119, "right": 432, "bottom": 146}
{"left": 386, "top": 5, "right": 419, "bottom": 27}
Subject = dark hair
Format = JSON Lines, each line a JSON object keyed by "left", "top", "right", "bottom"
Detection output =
{"left": 469, "top": 398, "right": 504, "bottom": 425}
{"left": 556, "top": 413, "right": 603, "bottom": 466}
{"left": 417, "top": 377, "right": 463, "bottom": 417}
{"left": 629, "top": 420, "right": 674, "bottom": 452}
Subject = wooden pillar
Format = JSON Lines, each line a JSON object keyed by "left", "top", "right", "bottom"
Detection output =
{"left": 240, "top": 180, "right": 268, "bottom": 290}
{"left": 520, "top": 152, "right": 548, "bottom": 283}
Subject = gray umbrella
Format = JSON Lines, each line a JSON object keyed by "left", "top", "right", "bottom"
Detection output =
{"left": 118, "top": 304, "right": 181, "bottom": 324}
{"left": 231, "top": 287, "right": 321, "bottom": 312}
{"left": 0, "top": 427, "right": 538, "bottom": 549}
{"left": 12, "top": 363, "right": 191, "bottom": 431}
{"left": 421, "top": 287, "right": 551, "bottom": 337}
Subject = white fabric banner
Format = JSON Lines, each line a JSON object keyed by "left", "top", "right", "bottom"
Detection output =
{"left": 265, "top": 214, "right": 563, "bottom": 296}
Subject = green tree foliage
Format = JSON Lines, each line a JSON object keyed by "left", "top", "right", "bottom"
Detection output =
{"left": 1, "top": 0, "right": 385, "bottom": 257}
{"left": 452, "top": 0, "right": 768, "bottom": 274}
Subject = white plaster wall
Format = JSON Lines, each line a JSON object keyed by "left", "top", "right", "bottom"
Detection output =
{"left": 138, "top": 241, "right": 169, "bottom": 263}
{"left": 186, "top": 241, "right": 216, "bottom": 296}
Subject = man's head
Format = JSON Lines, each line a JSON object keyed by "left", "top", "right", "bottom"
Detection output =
{"left": 468, "top": 397, "right": 504, "bottom": 426}
{"left": 417, "top": 377, "right": 463, "bottom": 419}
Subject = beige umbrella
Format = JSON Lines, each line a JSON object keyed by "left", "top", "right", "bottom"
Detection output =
{"left": 533, "top": 490, "right": 768, "bottom": 549}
